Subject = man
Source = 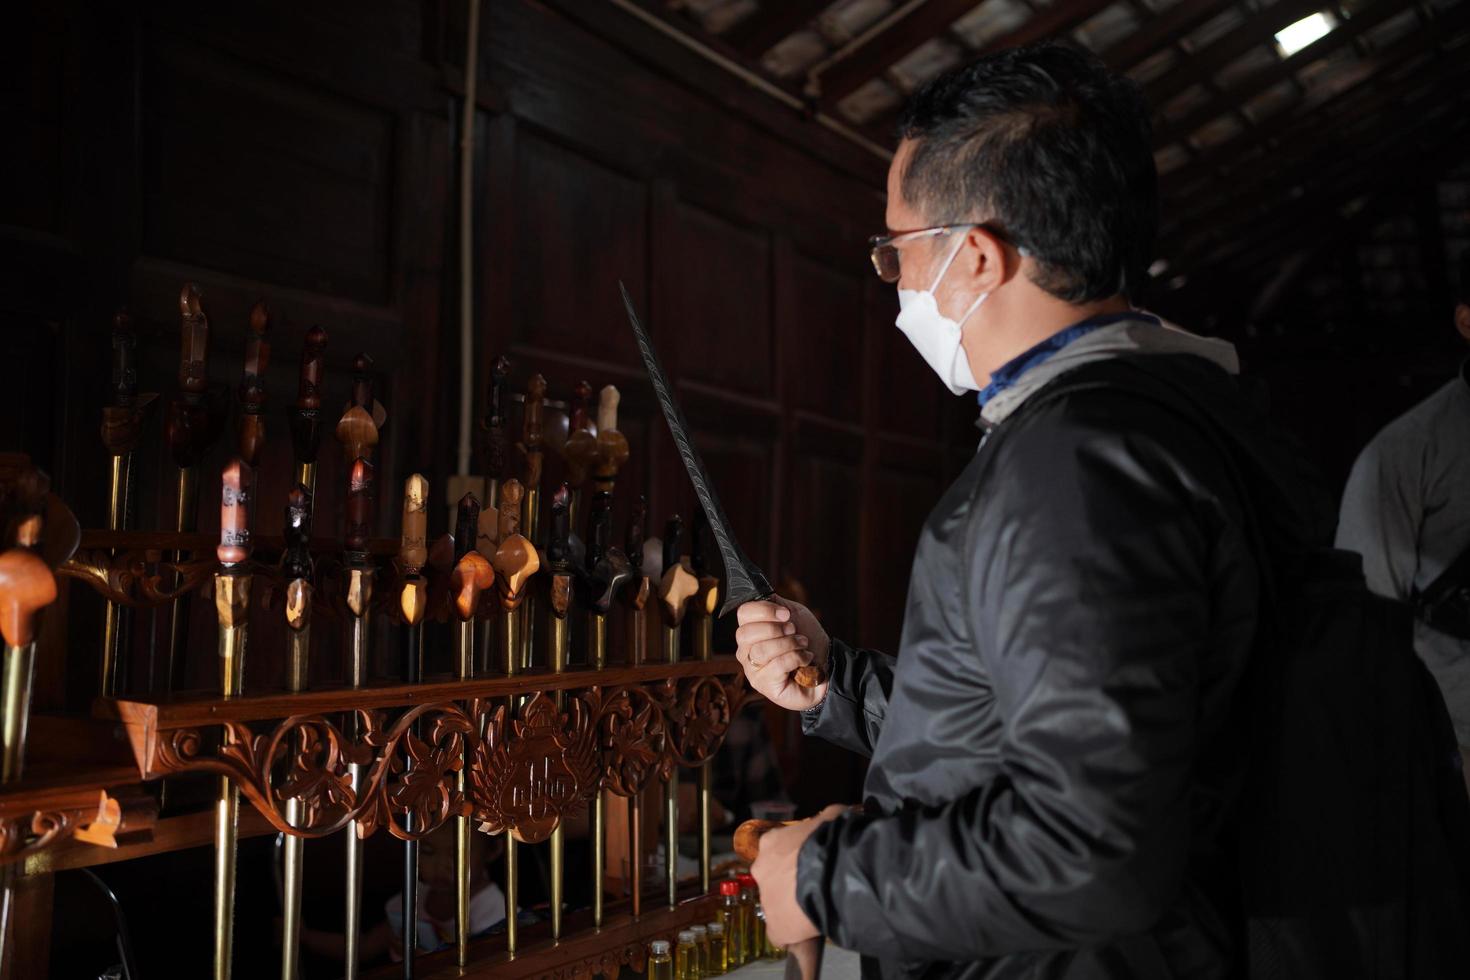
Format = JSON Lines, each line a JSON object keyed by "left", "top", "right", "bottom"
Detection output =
{"left": 1337, "top": 250, "right": 1470, "bottom": 800}
{"left": 737, "top": 43, "right": 1332, "bottom": 978}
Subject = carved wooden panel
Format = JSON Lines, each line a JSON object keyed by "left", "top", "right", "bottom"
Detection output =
{"left": 471, "top": 692, "right": 598, "bottom": 844}
{"left": 140, "top": 36, "right": 394, "bottom": 304}
{"left": 112, "top": 668, "right": 748, "bottom": 845}
{"left": 510, "top": 129, "right": 649, "bottom": 367}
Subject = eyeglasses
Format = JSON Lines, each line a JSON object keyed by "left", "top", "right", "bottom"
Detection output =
{"left": 867, "top": 222, "right": 1025, "bottom": 284}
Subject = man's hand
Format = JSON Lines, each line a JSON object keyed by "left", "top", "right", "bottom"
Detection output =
{"left": 736, "top": 597, "right": 830, "bottom": 712}
{"left": 750, "top": 804, "right": 846, "bottom": 948}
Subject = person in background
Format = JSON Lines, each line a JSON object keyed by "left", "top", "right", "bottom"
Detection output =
{"left": 383, "top": 825, "right": 508, "bottom": 960}
{"left": 292, "top": 826, "right": 508, "bottom": 965}
{"left": 1338, "top": 249, "right": 1470, "bottom": 800}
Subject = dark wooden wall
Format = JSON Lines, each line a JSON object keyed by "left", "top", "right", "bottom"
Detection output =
{"left": 3, "top": 0, "right": 985, "bottom": 813}
{"left": 5, "top": 1, "right": 986, "bottom": 972}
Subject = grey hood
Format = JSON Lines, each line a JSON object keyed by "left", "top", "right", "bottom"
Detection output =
{"left": 979, "top": 316, "right": 1241, "bottom": 428}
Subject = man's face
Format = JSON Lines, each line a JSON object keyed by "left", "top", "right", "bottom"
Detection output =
{"left": 885, "top": 140, "right": 946, "bottom": 292}
{"left": 884, "top": 139, "right": 983, "bottom": 320}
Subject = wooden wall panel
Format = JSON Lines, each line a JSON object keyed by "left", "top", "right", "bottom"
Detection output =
{"left": 4, "top": 1, "right": 972, "bottom": 955}
{"left": 139, "top": 37, "right": 393, "bottom": 305}
{"left": 866, "top": 462, "right": 943, "bottom": 654}
{"left": 787, "top": 451, "right": 862, "bottom": 642}
{"left": 790, "top": 252, "right": 865, "bottom": 423}
{"left": 4, "top": 5, "right": 67, "bottom": 235}
{"left": 509, "top": 128, "right": 648, "bottom": 368}
{"left": 874, "top": 291, "right": 942, "bottom": 439}
{"left": 665, "top": 200, "right": 773, "bottom": 398}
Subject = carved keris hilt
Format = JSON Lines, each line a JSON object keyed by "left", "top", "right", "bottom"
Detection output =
{"left": 336, "top": 353, "right": 379, "bottom": 465}
{"left": 657, "top": 516, "right": 698, "bottom": 630}
{"left": 561, "top": 382, "right": 598, "bottom": 489}
{"left": 289, "top": 325, "right": 328, "bottom": 466}
{"left": 492, "top": 480, "right": 539, "bottom": 611}
{"left": 591, "top": 385, "right": 630, "bottom": 494}
{"left": 101, "top": 312, "right": 158, "bottom": 457}
{"left": 0, "top": 549, "right": 56, "bottom": 651}
{"left": 344, "top": 458, "right": 375, "bottom": 561}
{"left": 578, "top": 491, "right": 631, "bottom": 616}
{"left": 166, "top": 284, "right": 216, "bottom": 469}
{"left": 283, "top": 484, "right": 313, "bottom": 635}
{"left": 518, "top": 374, "right": 546, "bottom": 490}
{"left": 480, "top": 354, "right": 512, "bottom": 489}
{"left": 217, "top": 458, "right": 253, "bottom": 567}
{"left": 236, "top": 301, "right": 271, "bottom": 467}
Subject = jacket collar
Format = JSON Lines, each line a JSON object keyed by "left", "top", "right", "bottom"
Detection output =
{"left": 977, "top": 315, "right": 1241, "bottom": 432}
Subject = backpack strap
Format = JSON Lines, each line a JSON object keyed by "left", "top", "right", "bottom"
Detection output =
{"left": 1414, "top": 547, "right": 1470, "bottom": 639}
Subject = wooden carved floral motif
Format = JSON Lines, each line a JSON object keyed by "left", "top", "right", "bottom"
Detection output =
{"left": 147, "top": 702, "right": 474, "bottom": 841}
{"left": 470, "top": 692, "right": 600, "bottom": 844}
{"left": 597, "top": 685, "right": 669, "bottom": 796}
{"left": 118, "top": 673, "right": 744, "bottom": 845}
{"left": 666, "top": 676, "right": 747, "bottom": 768}
{"left": 59, "top": 550, "right": 220, "bottom": 608}
{"left": 0, "top": 786, "right": 157, "bottom": 866}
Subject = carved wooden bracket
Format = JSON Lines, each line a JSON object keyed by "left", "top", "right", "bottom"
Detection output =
{"left": 0, "top": 784, "right": 158, "bottom": 866}
{"left": 108, "top": 663, "right": 748, "bottom": 845}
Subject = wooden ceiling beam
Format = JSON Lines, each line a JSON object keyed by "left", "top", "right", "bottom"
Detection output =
{"left": 1167, "top": 92, "right": 1469, "bottom": 275}
{"left": 1144, "top": 0, "right": 1324, "bottom": 107}
{"left": 1159, "top": 26, "right": 1432, "bottom": 199}
{"left": 813, "top": 0, "right": 989, "bottom": 106}
{"left": 863, "top": 0, "right": 1176, "bottom": 143}
{"left": 1159, "top": 0, "right": 1466, "bottom": 192}
{"left": 1176, "top": 101, "right": 1455, "bottom": 257}
{"left": 1200, "top": 121, "right": 1469, "bottom": 286}
{"left": 723, "top": 0, "right": 834, "bottom": 58}
{"left": 1163, "top": 43, "right": 1470, "bottom": 239}
{"left": 1101, "top": 0, "right": 1236, "bottom": 71}
{"left": 974, "top": 0, "right": 1117, "bottom": 55}
{"left": 1155, "top": 0, "right": 1413, "bottom": 146}
{"left": 1161, "top": 27, "right": 1470, "bottom": 217}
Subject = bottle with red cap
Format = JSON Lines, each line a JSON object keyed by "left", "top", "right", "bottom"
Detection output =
{"left": 718, "top": 879, "right": 746, "bottom": 967}
{"left": 737, "top": 873, "right": 758, "bottom": 963}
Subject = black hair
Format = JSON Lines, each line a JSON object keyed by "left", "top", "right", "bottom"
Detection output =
{"left": 1457, "top": 249, "right": 1470, "bottom": 307}
{"left": 897, "top": 42, "right": 1157, "bottom": 303}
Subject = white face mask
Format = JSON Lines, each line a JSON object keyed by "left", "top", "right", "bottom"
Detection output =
{"left": 894, "top": 234, "right": 987, "bottom": 396}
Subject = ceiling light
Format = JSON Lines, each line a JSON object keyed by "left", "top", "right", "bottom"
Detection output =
{"left": 1275, "top": 12, "right": 1336, "bottom": 57}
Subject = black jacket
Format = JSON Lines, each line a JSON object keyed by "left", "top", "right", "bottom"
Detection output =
{"left": 795, "top": 353, "right": 1334, "bottom": 979}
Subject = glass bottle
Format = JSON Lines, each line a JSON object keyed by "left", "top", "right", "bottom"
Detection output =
{"left": 676, "top": 929, "right": 699, "bottom": 980}
{"left": 737, "top": 873, "right": 758, "bottom": 963}
{"left": 649, "top": 939, "right": 674, "bottom": 980}
{"left": 719, "top": 879, "right": 746, "bottom": 967}
{"left": 691, "top": 924, "right": 710, "bottom": 978}
{"left": 707, "top": 921, "right": 728, "bottom": 975}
